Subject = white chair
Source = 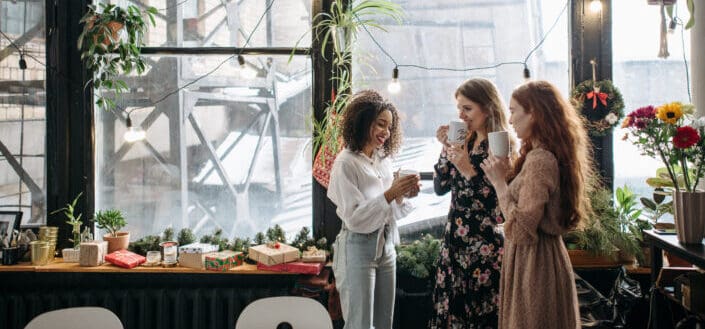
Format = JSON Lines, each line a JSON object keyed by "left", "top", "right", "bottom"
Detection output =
{"left": 24, "top": 307, "right": 123, "bottom": 329}
{"left": 235, "top": 296, "right": 333, "bottom": 329}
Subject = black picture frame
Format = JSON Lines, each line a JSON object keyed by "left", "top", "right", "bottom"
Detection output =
{"left": 0, "top": 211, "right": 22, "bottom": 243}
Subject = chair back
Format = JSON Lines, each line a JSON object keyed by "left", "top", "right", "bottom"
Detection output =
{"left": 235, "top": 296, "right": 333, "bottom": 329}
{"left": 24, "top": 307, "right": 123, "bottom": 329}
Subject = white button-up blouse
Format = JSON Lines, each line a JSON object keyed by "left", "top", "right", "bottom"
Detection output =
{"left": 327, "top": 148, "right": 414, "bottom": 259}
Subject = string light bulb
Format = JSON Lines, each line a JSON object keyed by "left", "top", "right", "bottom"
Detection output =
{"left": 523, "top": 65, "right": 531, "bottom": 82}
{"left": 589, "top": 0, "right": 602, "bottom": 13}
{"left": 18, "top": 54, "right": 26, "bottom": 70}
{"left": 237, "top": 55, "right": 257, "bottom": 80}
{"left": 123, "top": 114, "right": 146, "bottom": 143}
{"left": 668, "top": 18, "right": 677, "bottom": 34}
{"left": 387, "top": 67, "right": 401, "bottom": 94}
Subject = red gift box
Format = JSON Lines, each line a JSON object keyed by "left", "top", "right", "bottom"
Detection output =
{"left": 257, "top": 261, "right": 324, "bottom": 275}
{"left": 105, "top": 250, "right": 146, "bottom": 269}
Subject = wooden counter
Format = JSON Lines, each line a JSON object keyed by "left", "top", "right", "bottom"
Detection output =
{"left": 0, "top": 258, "right": 294, "bottom": 274}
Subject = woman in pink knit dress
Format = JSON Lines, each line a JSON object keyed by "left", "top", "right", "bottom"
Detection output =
{"left": 481, "top": 80, "right": 594, "bottom": 329}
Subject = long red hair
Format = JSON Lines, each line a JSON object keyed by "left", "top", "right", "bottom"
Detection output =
{"left": 510, "top": 81, "right": 595, "bottom": 230}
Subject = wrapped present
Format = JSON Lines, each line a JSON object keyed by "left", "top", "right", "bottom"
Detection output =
{"left": 302, "top": 246, "right": 327, "bottom": 263}
{"left": 248, "top": 242, "right": 300, "bottom": 266}
{"left": 204, "top": 251, "right": 243, "bottom": 272}
{"left": 79, "top": 240, "right": 108, "bottom": 267}
{"left": 257, "top": 261, "right": 324, "bottom": 275}
{"left": 105, "top": 250, "right": 146, "bottom": 269}
{"left": 178, "top": 243, "right": 218, "bottom": 254}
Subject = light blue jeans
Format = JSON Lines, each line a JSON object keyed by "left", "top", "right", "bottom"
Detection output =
{"left": 332, "top": 228, "right": 396, "bottom": 329}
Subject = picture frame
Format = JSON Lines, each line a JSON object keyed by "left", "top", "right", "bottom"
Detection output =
{"left": 0, "top": 211, "right": 22, "bottom": 245}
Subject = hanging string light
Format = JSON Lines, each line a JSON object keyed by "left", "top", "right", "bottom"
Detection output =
{"left": 589, "top": 0, "right": 602, "bottom": 13}
{"left": 523, "top": 64, "right": 531, "bottom": 82}
{"left": 123, "top": 113, "right": 146, "bottom": 143}
{"left": 387, "top": 67, "right": 401, "bottom": 94}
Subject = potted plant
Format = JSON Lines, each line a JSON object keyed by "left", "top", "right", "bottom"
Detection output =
{"left": 395, "top": 234, "right": 441, "bottom": 293}
{"left": 304, "top": 0, "right": 403, "bottom": 187}
{"left": 78, "top": 3, "right": 157, "bottom": 111}
{"left": 51, "top": 192, "right": 84, "bottom": 262}
{"left": 94, "top": 209, "right": 129, "bottom": 253}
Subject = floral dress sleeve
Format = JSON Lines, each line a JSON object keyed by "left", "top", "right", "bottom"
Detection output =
{"left": 433, "top": 147, "right": 453, "bottom": 196}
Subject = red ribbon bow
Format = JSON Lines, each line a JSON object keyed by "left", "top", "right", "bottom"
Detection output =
{"left": 586, "top": 90, "right": 608, "bottom": 109}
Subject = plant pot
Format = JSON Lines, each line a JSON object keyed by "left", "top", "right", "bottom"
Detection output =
{"left": 568, "top": 249, "right": 621, "bottom": 267}
{"left": 61, "top": 248, "right": 81, "bottom": 263}
{"left": 87, "top": 17, "right": 124, "bottom": 47}
{"left": 673, "top": 189, "right": 705, "bottom": 245}
{"left": 103, "top": 232, "right": 130, "bottom": 254}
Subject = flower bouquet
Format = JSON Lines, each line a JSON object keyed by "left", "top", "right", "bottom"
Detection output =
{"left": 621, "top": 102, "right": 705, "bottom": 243}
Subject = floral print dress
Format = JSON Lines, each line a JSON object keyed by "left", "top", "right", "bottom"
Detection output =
{"left": 428, "top": 137, "right": 505, "bottom": 329}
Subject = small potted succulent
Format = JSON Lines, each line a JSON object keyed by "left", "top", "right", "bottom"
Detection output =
{"left": 94, "top": 209, "right": 129, "bottom": 253}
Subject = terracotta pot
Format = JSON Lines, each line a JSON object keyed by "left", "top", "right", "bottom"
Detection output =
{"left": 87, "top": 17, "right": 124, "bottom": 47}
{"left": 103, "top": 232, "right": 130, "bottom": 254}
{"left": 673, "top": 189, "right": 705, "bottom": 245}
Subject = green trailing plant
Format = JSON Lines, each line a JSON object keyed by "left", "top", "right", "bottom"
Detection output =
{"left": 302, "top": 0, "right": 402, "bottom": 159}
{"left": 564, "top": 187, "right": 618, "bottom": 256}
{"left": 51, "top": 192, "right": 84, "bottom": 249}
{"left": 94, "top": 209, "right": 126, "bottom": 238}
{"left": 78, "top": 3, "right": 157, "bottom": 111}
{"left": 395, "top": 234, "right": 441, "bottom": 279}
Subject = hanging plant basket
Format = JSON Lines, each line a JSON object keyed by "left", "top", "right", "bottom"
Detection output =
{"left": 571, "top": 79, "right": 625, "bottom": 137}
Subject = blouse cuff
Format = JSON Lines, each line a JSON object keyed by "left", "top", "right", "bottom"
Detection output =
{"left": 391, "top": 199, "right": 415, "bottom": 221}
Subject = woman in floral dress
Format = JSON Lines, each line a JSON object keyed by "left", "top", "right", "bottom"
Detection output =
{"left": 428, "top": 78, "right": 515, "bottom": 329}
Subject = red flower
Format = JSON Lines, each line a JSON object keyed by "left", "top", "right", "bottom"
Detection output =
{"left": 673, "top": 126, "right": 700, "bottom": 149}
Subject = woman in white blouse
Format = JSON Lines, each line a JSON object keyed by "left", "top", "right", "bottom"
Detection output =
{"left": 328, "top": 90, "right": 420, "bottom": 329}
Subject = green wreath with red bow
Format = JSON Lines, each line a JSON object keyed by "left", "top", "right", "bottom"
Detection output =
{"left": 570, "top": 79, "right": 625, "bottom": 137}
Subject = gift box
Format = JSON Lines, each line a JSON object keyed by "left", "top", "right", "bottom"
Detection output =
{"left": 302, "top": 246, "right": 327, "bottom": 263}
{"left": 79, "top": 240, "right": 108, "bottom": 267}
{"left": 204, "top": 251, "right": 243, "bottom": 272}
{"left": 248, "top": 243, "right": 300, "bottom": 266}
{"left": 178, "top": 252, "right": 207, "bottom": 269}
{"left": 178, "top": 243, "right": 218, "bottom": 254}
{"left": 257, "top": 261, "right": 324, "bottom": 275}
{"left": 105, "top": 250, "right": 146, "bottom": 269}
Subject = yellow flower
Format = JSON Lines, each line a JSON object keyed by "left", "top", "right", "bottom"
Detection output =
{"left": 656, "top": 102, "right": 683, "bottom": 124}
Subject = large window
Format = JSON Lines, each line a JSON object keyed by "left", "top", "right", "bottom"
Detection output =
{"left": 353, "top": 0, "right": 569, "bottom": 240}
{"left": 0, "top": 0, "right": 46, "bottom": 226}
{"left": 612, "top": 1, "right": 691, "bottom": 204}
{"left": 95, "top": 0, "right": 312, "bottom": 241}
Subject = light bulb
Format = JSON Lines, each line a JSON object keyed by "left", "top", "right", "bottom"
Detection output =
{"left": 387, "top": 67, "right": 401, "bottom": 94}
{"left": 123, "top": 116, "right": 146, "bottom": 143}
{"left": 589, "top": 0, "right": 602, "bottom": 13}
{"left": 523, "top": 66, "right": 531, "bottom": 82}
{"left": 237, "top": 55, "right": 257, "bottom": 80}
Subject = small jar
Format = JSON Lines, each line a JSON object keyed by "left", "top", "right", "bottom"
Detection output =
{"left": 160, "top": 241, "right": 178, "bottom": 264}
{"left": 146, "top": 251, "right": 161, "bottom": 264}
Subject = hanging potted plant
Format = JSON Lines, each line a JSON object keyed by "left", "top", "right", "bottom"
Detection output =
{"left": 77, "top": 3, "right": 157, "bottom": 111}
{"left": 305, "top": 0, "right": 403, "bottom": 187}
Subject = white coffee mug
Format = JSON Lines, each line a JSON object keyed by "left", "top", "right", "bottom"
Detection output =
{"left": 447, "top": 120, "right": 467, "bottom": 145}
{"left": 488, "top": 131, "right": 510, "bottom": 157}
{"left": 398, "top": 169, "right": 419, "bottom": 178}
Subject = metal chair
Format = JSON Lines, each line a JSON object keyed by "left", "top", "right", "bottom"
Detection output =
{"left": 235, "top": 296, "right": 333, "bottom": 329}
{"left": 24, "top": 307, "right": 123, "bottom": 329}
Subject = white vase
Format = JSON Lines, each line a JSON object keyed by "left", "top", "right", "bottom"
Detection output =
{"left": 673, "top": 189, "right": 705, "bottom": 244}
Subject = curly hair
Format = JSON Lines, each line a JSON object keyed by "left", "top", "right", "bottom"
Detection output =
{"left": 510, "top": 80, "right": 595, "bottom": 230}
{"left": 340, "top": 90, "right": 402, "bottom": 157}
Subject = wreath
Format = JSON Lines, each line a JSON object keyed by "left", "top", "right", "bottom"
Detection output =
{"left": 570, "top": 79, "right": 625, "bottom": 137}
